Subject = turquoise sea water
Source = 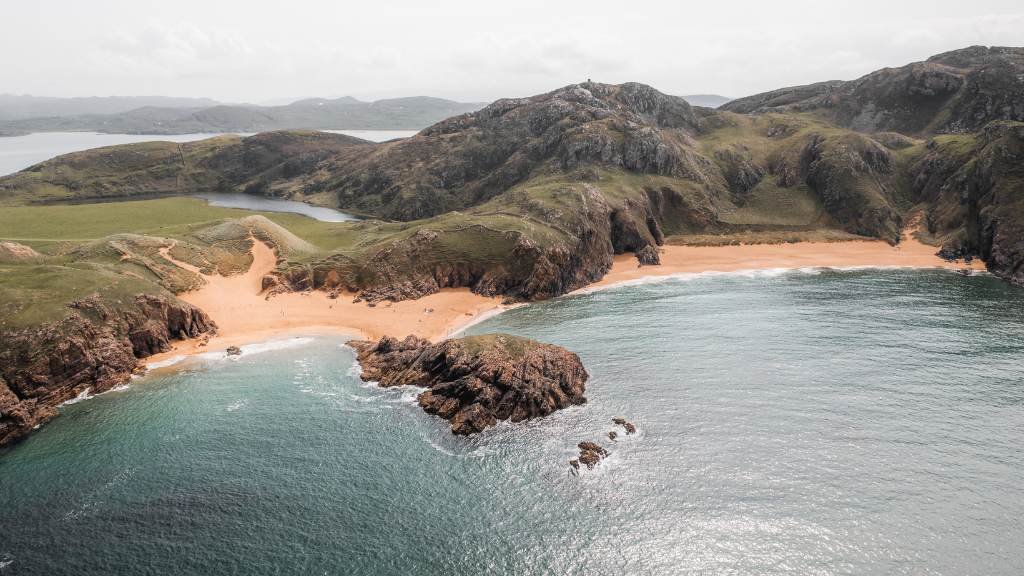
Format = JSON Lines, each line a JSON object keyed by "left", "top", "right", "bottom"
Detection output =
{"left": 1, "top": 269, "right": 1023, "bottom": 575}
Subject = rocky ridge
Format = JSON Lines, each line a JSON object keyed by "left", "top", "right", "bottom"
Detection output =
{"left": 348, "top": 334, "right": 588, "bottom": 435}
{"left": 723, "top": 46, "right": 1024, "bottom": 135}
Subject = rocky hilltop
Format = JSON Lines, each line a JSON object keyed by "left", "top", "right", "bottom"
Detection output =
{"left": 348, "top": 334, "right": 588, "bottom": 434}
{"left": 320, "top": 81, "right": 707, "bottom": 220}
{"left": 723, "top": 46, "right": 1024, "bottom": 135}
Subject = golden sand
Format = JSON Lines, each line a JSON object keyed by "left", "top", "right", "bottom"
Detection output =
{"left": 147, "top": 234, "right": 980, "bottom": 367}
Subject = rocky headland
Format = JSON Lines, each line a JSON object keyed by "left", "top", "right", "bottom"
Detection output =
{"left": 0, "top": 293, "right": 214, "bottom": 445}
{"left": 348, "top": 334, "right": 588, "bottom": 435}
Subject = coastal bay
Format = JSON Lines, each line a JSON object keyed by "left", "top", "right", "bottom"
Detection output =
{"left": 3, "top": 268, "right": 1022, "bottom": 574}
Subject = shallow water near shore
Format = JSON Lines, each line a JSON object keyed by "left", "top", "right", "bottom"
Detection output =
{"left": 1, "top": 269, "right": 1023, "bottom": 575}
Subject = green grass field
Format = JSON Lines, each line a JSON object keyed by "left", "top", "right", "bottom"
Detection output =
{"left": 0, "top": 197, "right": 363, "bottom": 251}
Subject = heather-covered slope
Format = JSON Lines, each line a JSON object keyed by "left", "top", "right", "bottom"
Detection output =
{"left": 0, "top": 214, "right": 318, "bottom": 444}
{"left": 908, "top": 121, "right": 1024, "bottom": 285}
{"left": 0, "top": 130, "right": 372, "bottom": 205}
{"left": 723, "top": 46, "right": 1024, "bottom": 135}
{"left": 316, "top": 81, "right": 710, "bottom": 220}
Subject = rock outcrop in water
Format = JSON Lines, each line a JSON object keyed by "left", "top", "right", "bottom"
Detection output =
{"left": 0, "top": 294, "right": 215, "bottom": 445}
{"left": 348, "top": 334, "right": 588, "bottom": 435}
{"left": 571, "top": 441, "right": 610, "bottom": 471}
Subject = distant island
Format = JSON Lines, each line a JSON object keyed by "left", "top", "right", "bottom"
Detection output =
{"left": 0, "top": 95, "right": 487, "bottom": 136}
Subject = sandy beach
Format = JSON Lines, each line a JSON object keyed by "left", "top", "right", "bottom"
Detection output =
{"left": 147, "top": 240, "right": 509, "bottom": 366}
{"left": 147, "top": 234, "right": 982, "bottom": 367}
{"left": 588, "top": 234, "right": 983, "bottom": 291}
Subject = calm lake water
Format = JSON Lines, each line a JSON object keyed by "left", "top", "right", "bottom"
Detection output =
{"left": 194, "top": 193, "right": 359, "bottom": 222}
{"left": 0, "top": 130, "right": 417, "bottom": 176}
{"left": 1, "top": 269, "right": 1022, "bottom": 575}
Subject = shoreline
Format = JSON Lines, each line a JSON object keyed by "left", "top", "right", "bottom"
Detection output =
{"left": 146, "top": 235, "right": 982, "bottom": 371}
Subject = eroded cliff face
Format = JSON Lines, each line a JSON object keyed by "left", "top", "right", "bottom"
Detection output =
{"left": 911, "top": 122, "right": 1024, "bottom": 285}
{"left": 316, "top": 82, "right": 716, "bottom": 221}
{"left": 348, "top": 334, "right": 588, "bottom": 435}
{"left": 270, "top": 178, "right": 679, "bottom": 302}
{"left": 0, "top": 294, "right": 214, "bottom": 445}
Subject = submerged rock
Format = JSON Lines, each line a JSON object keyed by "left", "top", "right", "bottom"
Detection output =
{"left": 613, "top": 417, "right": 637, "bottom": 435}
{"left": 576, "top": 441, "right": 610, "bottom": 469}
{"left": 348, "top": 334, "right": 588, "bottom": 435}
{"left": 226, "top": 346, "right": 242, "bottom": 356}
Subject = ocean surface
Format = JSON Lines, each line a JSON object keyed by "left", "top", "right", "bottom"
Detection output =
{"left": 1, "top": 269, "right": 1023, "bottom": 575}
{"left": 0, "top": 130, "right": 417, "bottom": 176}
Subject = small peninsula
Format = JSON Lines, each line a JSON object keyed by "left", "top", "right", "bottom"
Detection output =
{"left": 348, "top": 334, "right": 588, "bottom": 435}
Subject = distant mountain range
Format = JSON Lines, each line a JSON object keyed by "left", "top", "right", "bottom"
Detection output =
{"left": 0, "top": 93, "right": 732, "bottom": 137}
{"left": 0, "top": 95, "right": 487, "bottom": 136}
{"left": 0, "top": 95, "right": 223, "bottom": 121}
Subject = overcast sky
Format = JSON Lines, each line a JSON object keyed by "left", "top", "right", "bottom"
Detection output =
{"left": 3, "top": 0, "right": 1023, "bottom": 103}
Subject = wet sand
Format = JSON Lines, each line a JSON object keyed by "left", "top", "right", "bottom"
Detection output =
{"left": 147, "top": 234, "right": 981, "bottom": 367}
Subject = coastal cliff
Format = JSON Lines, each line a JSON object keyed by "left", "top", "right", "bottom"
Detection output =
{"left": 348, "top": 334, "right": 588, "bottom": 434}
{"left": 0, "top": 294, "right": 214, "bottom": 445}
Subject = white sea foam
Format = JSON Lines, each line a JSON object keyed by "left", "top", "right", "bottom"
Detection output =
{"left": 449, "top": 304, "right": 521, "bottom": 338}
{"left": 191, "top": 336, "right": 320, "bottom": 365}
{"left": 347, "top": 359, "right": 363, "bottom": 378}
{"left": 239, "top": 336, "right": 315, "bottom": 355}
{"left": 146, "top": 355, "right": 186, "bottom": 370}
{"left": 60, "top": 388, "right": 93, "bottom": 406}
{"left": 58, "top": 382, "right": 135, "bottom": 407}
{"left": 389, "top": 387, "right": 420, "bottom": 405}
{"left": 569, "top": 265, "right": 963, "bottom": 295}
{"left": 226, "top": 400, "right": 247, "bottom": 412}
{"left": 425, "top": 435, "right": 458, "bottom": 457}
